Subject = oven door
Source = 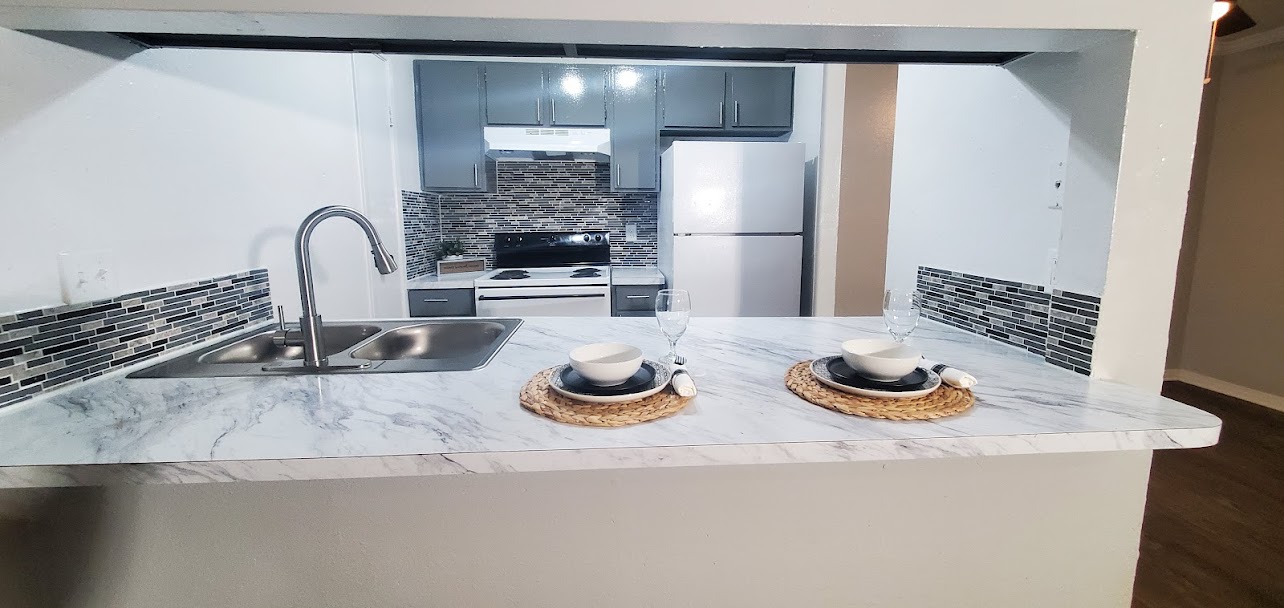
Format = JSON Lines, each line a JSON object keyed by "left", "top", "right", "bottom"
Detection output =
{"left": 475, "top": 286, "right": 611, "bottom": 317}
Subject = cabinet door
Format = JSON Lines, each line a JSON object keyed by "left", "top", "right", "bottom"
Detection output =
{"left": 660, "top": 67, "right": 727, "bottom": 129}
{"left": 484, "top": 63, "right": 545, "bottom": 126}
{"left": 415, "top": 61, "right": 487, "bottom": 191}
{"left": 726, "top": 67, "right": 794, "bottom": 129}
{"left": 408, "top": 289, "right": 475, "bottom": 317}
{"left": 607, "top": 66, "right": 659, "bottom": 191}
{"left": 612, "top": 285, "right": 661, "bottom": 315}
{"left": 548, "top": 65, "right": 607, "bottom": 127}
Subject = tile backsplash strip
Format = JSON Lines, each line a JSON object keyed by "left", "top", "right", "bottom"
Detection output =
{"left": 402, "top": 190, "right": 442, "bottom": 279}
{"left": 1046, "top": 290, "right": 1100, "bottom": 375}
{"left": 0, "top": 269, "right": 272, "bottom": 409}
{"left": 916, "top": 266, "right": 1098, "bottom": 375}
{"left": 434, "top": 160, "right": 658, "bottom": 272}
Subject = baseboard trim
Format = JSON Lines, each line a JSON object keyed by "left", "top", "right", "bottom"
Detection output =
{"left": 1164, "top": 369, "right": 1284, "bottom": 413}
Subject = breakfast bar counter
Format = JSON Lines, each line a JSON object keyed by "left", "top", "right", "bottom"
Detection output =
{"left": 0, "top": 316, "right": 1219, "bottom": 488}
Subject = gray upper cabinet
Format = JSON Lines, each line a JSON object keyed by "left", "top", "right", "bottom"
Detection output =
{"left": 726, "top": 67, "right": 794, "bottom": 129}
{"left": 484, "top": 63, "right": 545, "bottom": 126}
{"left": 660, "top": 66, "right": 794, "bottom": 133}
{"left": 548, "top": 65, "right": 608, "bottom": 127}
{"left": 607, "top": 66, "right": 659, "bottom": 191}
{"left": 660, "top": 67, "right": 727, "bottom": 129}
{"left": 415, "top": 61, "right": 488, "bottom": 191}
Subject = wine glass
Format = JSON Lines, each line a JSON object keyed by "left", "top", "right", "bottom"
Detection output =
{"left": 883, "top": 289, "right": 921, "bottom": 343}
{"left": 655, "top": 289, "right": 691, "bottom": 365}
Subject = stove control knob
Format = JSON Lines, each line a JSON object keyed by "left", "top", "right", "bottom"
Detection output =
{"left": 593, "top": 234, "right": 603, "bottom": 242}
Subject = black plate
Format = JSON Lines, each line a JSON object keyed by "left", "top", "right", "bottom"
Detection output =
{"left": 559, "top": 363, "right": 656, "bottom": 396}
{"left": 826, "top": 358, "right": 929, "bottom": 389}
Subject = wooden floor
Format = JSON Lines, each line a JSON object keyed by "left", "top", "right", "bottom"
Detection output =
{"left": 1133, "top": 382, "right": 1284, "bottom": 607}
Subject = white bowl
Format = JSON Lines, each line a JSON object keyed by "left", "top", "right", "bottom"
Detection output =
{"left": 840, "top": 339, "right": 922, "bottom": 382}
{"left": 569, "top": 343, "right": 645, "bottom": 386}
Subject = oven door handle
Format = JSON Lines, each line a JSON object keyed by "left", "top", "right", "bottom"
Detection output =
{"left": 477, "top": 294, "right": 606, "bottom": 301}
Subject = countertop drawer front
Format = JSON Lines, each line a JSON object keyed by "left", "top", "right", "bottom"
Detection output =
{"left": 614, "top": 285, "right": 661, "bottom": 314}
{"left": 409, "top": 289, "right": 475, "bottom": 317}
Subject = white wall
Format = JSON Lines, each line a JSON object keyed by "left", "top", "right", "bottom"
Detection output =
{"left": 0, "top": 451, "right": 1152, "bottom": 607}
{"left": 1006, "top": 38, "right": 1133, "bottom": 298}
{"left": 0, "top": 30, "right": 402, "bottom": 319}
{"left": 885, "top": 64, "right": 1070, "bottom": 290}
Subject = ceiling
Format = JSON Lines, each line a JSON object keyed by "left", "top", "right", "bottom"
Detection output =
{"left": 1225, "top": 0, "right": 1284, "bottom": 40}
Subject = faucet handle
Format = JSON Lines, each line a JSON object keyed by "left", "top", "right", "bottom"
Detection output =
{"left": 277, "top": 305, "right": 286, "bottom": 331}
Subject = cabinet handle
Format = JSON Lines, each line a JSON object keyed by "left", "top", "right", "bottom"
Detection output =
{"left": 422, "top": 298, "right": 450, "bottom": 303}
{"left": 734, "top": 101, "right": 741, "bottom": 126}
{"left": 718, "top": 101, "right": 724, "bottom": 126}
{"left": 625, "top": 295, "right": 652, "bottom": 300}
{"left": 615, "top": 170, "right": 620, "bottom": 188}
{"left": 472, "top": 164, "right": 478, "bottom": 187}
{"left": 536, "top": 99, "right": 542, "bottom": 123}
{"left": 551, "top": 97, "right": 556, "bottom": 124}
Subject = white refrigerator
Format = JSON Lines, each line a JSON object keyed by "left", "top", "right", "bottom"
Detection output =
{"left": 658, "top": 141, "right": 805, "bottom": 317}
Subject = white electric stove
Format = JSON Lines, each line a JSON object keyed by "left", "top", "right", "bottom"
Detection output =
{"left": 474, "top": 232, "right": 613, "bottom": 317}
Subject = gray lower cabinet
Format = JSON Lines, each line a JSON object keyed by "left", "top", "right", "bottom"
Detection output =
{"left": 409, "top": 289, "right": 475, "bottom": 317}
{"left": 548, "top": 65, "right": 607, "bottom": 127}
{"left": 415, "top": 61, "right": 488, "bottom": 191}
{"left": 660, "top": 66, "right": 727, "bottom": 129}
{"left": 726, "top": 67, "right": 794, "bottom": 129}
{"left": 484, "top": 63, "right": 545, "bottom": 126}
{"left": 607, "top": 66, "right": 659, "bottom": 191}
{"left": 612, "top": 285, "right": 663, "bottom": 317}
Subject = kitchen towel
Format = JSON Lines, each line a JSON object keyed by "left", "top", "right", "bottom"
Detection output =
{"left": 922, "top": 358, "right": 978, "bottom": 389}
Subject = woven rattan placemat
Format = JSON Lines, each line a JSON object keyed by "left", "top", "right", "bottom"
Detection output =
{"left": 520, "top": 367, "right": 692, "bottom": 427}
{"left": 784, "top": 361, "right": 974, "bottom": 420}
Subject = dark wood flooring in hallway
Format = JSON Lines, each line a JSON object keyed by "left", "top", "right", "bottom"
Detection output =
{"left": 1133, "top": 382, "right": 1284, "bottom": 607}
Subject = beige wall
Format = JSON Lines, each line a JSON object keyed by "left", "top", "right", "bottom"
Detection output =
{"left": 1167, "top": 43, "right": 1284, "bottom": 404}
{"left": 0, "top": 452, "right": 1152, "bottom": 608}
{"left": 833, "top": 65, "right": 898, "bottom": 316}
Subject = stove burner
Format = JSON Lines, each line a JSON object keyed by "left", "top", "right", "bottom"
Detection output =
{"left": 571, "top": 268, "right": 602, "bottom": 277}
{"left": 492, "top": 270, "right": 530, "bottom": 280}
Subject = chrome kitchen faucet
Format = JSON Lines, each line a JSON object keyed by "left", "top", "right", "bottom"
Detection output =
{"left": 274, "top": 206, "right": 397, "bottom": 369}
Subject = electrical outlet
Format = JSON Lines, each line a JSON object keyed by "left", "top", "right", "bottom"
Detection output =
{"left": 58, "top": 250, "right": 119, "bottom": 305}
{"left": 625, "top": 223, "right": 638, "bottom": 242}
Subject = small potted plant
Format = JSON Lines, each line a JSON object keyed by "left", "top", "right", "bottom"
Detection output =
{"left": 439, "top": 239, "right": 466, "bottom": 260}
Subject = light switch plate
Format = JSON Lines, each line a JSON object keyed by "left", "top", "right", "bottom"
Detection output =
{"left": 1049, "top": 160, "right": 1067, "bottom": 209}
{"left": 58, "top": 250, "right": 119, "bottom": 305}
{"left": 625, "top": 223, "right": 638, "bottom": 242}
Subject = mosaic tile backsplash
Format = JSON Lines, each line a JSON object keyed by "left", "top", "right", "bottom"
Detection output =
{"left": 0, "top": 269, "right": 272, "bottom": 409}
{"left": 402, "top": 160, "right": 659, "bottom": 278}
{"left": 916, "top": 266, "right": 1098, "bottom": 375}
{"left": 402, "top": 190, "right": 442, "bottom": 279}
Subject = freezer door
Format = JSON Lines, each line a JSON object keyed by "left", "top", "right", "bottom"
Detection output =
{"left": 669, "top": 141, "right": 805, "bottom": 234}
{"left": 671, "top": 235, "right": 802, "bottom": 317}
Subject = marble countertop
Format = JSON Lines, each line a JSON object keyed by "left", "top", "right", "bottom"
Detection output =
{"left": 406, "top": 271, "right": 487, "bottom": 290}
{"left": 611, "top": 267, "right": 666, "bottom": 286}
{"left": 0, "top": 317, "right": 1219, "bottom": 488}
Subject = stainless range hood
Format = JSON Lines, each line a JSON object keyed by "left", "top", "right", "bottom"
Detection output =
{"left": 484, "top": 127, "right": 611, "bottom": 162}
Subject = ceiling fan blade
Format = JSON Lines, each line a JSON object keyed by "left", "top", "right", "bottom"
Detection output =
{"left": 1217, "top": 4, "right": 1257, "bottom": 37}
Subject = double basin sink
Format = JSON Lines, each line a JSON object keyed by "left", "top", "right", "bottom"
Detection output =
{"left": 128, "top": 318, "right": 523, "bottom": 378}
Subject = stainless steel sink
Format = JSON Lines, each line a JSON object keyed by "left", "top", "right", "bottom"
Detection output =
{"left": 351, "top": 322, "right": 510, "bottom": 361}
{"left": 199, "top": 325, "right": 381, "bottom": 364}
{"left": 128, "top": 319, "right": 522, "bottom": 378}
